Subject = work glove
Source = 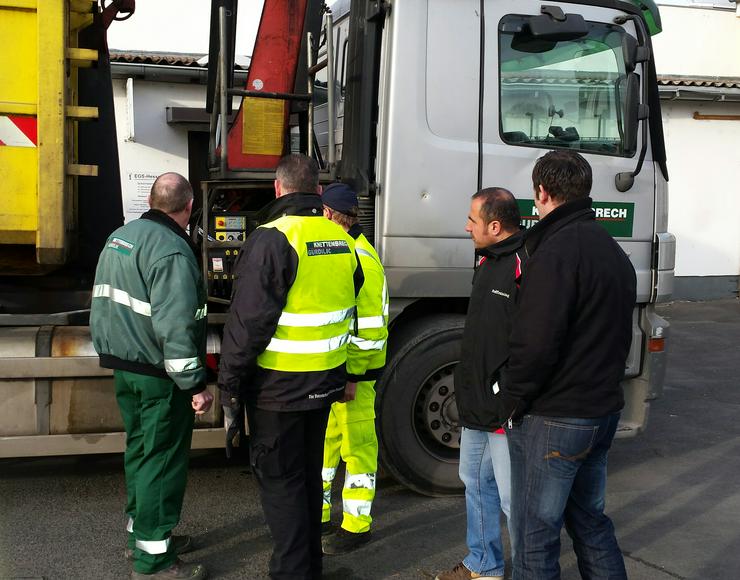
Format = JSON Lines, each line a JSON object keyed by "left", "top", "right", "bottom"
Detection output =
{"left": 220, "top": 387, "right": 246, "bottom": 460}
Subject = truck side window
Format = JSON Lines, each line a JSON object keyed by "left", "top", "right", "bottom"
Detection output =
{"left": 498, "top": 15, "right": 632, "bottom": 157}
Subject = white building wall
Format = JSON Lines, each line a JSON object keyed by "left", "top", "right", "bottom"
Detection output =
{"left": 112, "top": 79, "right": 207, "bottom": 223}
{"left": 653, "top": 5, "right": 740, "bottom": 78}
{"left": 661, "top": 100, "right": 740, "bottom": 277}
{"left": 653, "top": 5, "right": 740, "bottom": 286}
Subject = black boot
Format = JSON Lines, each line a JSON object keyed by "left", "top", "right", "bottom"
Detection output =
{"left": 322, "top": 528, "right": 371, "bottom": 555}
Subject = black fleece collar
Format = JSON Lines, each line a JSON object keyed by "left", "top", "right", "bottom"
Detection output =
{"left": 347, "top": 223, "right": 363, "bottom": 240}
{"left": 478, "top": 229, "right": 525, "bottom": 260}
{"left": 259, "top": 192, "right": 323, "bottom": 224}
{"left": 140, "top": 209, "right": 200, "bottom": 263}
{"left": 524, "top": 197, "right": 594, "bottom": 256}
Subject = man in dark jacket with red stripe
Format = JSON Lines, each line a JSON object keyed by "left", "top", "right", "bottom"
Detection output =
{"left": 436, "top": 188, "right": 524, "bottom": 580}
{"left": 502, "top": 150, "right": 636, "bottom": 580}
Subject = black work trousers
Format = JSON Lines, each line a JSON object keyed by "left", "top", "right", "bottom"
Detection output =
{"left": 247, "top": 405, "right": 331, "bottom": 580}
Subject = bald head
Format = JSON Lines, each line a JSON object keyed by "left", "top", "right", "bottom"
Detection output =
{"left": 149, "top": 173, "right": 193, "bottom": 214}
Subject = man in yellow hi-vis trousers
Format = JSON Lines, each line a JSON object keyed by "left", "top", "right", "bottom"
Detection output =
{"left": 320, "top": 183, "right": 389, "bottom": 554}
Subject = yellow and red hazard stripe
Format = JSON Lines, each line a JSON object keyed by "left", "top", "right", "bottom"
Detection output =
{"left": 0, "top": 115, "right": 37, "bottom": 148}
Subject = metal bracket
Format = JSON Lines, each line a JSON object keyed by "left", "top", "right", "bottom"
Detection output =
{"left": 541, "top": 5, "right": 566, "bottom": 21}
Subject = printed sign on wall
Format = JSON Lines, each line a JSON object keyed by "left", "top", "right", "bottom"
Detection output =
{"left": 124, "top": 171, "right": 158, "bottom": 224}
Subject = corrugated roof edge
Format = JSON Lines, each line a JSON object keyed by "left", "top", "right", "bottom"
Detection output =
{"left": 109, "top": 50, "right": 249, "bottom": 70}
{"left": 657, "top": 75, "right": 740, "bottom": 90}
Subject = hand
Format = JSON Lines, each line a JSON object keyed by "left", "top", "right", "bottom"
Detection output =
{"left": 222, "top": 399, "right": 246, "bottom": 460}
{"left": 339, "top": 381, "right": 357, "bottom": 403}
{"left": 192, "top": 389, "right": 214, "bottom": 415}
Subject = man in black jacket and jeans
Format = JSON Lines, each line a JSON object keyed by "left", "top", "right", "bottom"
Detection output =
{"left": 502, "top": 150, "right": 635, "bottom": 580}
{"left": 436, "top": 188, "right": 524, "bottom": 580}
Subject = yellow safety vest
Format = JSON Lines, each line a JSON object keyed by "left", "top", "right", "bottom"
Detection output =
{"left": 256, "top": 215, "right": 358, "bottom": 372}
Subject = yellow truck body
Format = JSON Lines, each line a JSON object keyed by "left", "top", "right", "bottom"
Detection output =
{"left": 0, "top": 0, "right": 97, "bottom": 270}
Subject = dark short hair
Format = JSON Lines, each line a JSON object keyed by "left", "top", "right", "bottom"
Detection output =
{"left": 150, "top": 173, "right": 193, "bottom": 214}
{"left": 472, "top": 187, "right": 521, "bottom": 231}
{"left": 532, "top": 150, "right": 592, "bottom": 203}
{"left": 276, "top": 154, "right": 319, "bottom": 193}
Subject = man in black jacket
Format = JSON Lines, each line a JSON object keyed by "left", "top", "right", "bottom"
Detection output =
{"left": 218, "top": 154, "right": 363, "bottom": 580}
{"left": 502, "top": 150, "right": 635, "bottom": 580}
{"left": 435, "top": 188, "right": 524, "bottom": 580}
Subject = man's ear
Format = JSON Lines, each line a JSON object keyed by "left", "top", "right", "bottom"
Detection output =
{"left": 317, "top": 183, "right": 323, "bottom": 195}
{"left": 536, "top": 184, "right": 550, "bottom": 204}
{"left": 274, "top": 179, "right": 282, "bottom": 198}
{"left": 487, "top": 219, "right": 502, "bottom": 237}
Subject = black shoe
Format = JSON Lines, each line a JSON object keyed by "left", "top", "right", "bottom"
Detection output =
{"left": 322, "top": 528, "right": 371, "bottom": 555}
{"left": 126, "top": 535, "right": 193, "bottom": 561}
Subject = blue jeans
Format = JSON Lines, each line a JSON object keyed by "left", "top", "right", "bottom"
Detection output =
{"left": 507, "top": 414, "right": 626, "bottom": 580}
{"left": 459, "top": 427, "right": 511, "bottom": 577}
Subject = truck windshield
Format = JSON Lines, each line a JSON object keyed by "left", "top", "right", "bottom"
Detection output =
{"left": 498, "top": 15, "right": 633, "bottom": 156}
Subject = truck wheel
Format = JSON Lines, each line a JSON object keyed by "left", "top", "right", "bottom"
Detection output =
{"left": 377, "top": 315, "right": 465, "bottom": 496}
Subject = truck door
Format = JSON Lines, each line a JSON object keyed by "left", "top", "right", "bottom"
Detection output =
{"left": 481, "top": 1, "right": 656, "bottom": 305}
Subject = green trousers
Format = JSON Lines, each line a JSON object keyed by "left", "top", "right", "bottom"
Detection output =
{"left": 322, "top": 380, "right": 378, "bottom": 533}
{"left": 115, "top": 370, "right": 195, "bottom": 574}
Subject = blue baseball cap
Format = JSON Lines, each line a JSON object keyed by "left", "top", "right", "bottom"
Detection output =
{"left": 322, "top": 182, "right": 359, "bottom": 216}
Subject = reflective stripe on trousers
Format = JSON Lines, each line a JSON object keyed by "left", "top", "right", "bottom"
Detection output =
{"left": 126, "top": 516, "right": 171, "bottom": 555}
{"left": 136, "top": 538, "right": 170, "bottom": 555}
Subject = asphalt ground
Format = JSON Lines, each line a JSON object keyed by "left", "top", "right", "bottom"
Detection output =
{"left": 0, "top": 298, "right": 738, "bottom": 580}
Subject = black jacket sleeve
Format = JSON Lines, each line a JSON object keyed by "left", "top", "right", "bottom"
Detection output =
{"left": 353, "top": 254, "right": 364, "bottom": 298}
{"left": 218, "top": 228, "right": 298, "bottom": 395}
{"left": 500, "top": 246, "right": 578, "bottom": 412}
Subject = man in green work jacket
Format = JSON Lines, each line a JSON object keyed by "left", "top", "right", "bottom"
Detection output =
{"left": 91, "top": 172, "right": 213, "bottom": 580}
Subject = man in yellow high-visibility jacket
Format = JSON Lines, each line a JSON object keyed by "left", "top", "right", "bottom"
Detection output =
{"left": 218, "top": 156, "right": 364, "bottom": 580}
{"left": 319, "top": 183, "right": 389, "bottom": 555}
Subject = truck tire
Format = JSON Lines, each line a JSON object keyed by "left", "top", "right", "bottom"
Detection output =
{"left": 377, "top": 314, "right": 466, "bottom": 496}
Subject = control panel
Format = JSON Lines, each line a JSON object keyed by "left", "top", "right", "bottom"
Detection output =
{"left": 212, "top": 212, "right": 249, "bottom": 242}
{"left": 207, "top": 247, "right": 241, "bottom": 299}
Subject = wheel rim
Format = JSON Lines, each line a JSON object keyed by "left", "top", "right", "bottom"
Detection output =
{"left": 412, "top": 362, "right": 461, "bottom": 461}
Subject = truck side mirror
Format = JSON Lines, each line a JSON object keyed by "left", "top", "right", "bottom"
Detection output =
{"left": 622, "top": 35, "right": 638, "bottom": 72}
{"left": 623, "top": 72, "right": 641, "bottom": 155}
{"left": 621, "top": 33, "right": 650, "bottom": 73}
